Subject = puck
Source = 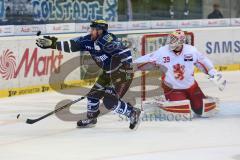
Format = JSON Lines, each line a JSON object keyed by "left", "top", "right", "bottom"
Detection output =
{"left": 36, "top": 31, "right": 41, "bottom": 36}
{"left": 17, "top": 114, "right": 20, "bottom": 119}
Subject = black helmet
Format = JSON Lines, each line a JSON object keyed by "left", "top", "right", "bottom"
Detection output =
{"left": 90, "top": 20, "right": 108, "bottom": 31}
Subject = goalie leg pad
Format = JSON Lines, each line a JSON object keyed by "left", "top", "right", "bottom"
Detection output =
{"left": 144, "top": 99, "right": 193, "bottom": 120}
{"left": 154, "top": 99, "right": 193, "bottom": 120}
{"left": 201, "top": 96, "right": 219, "bottom": 118}
{"left": 159, "top": 100, "right": 191, "bottom": 114}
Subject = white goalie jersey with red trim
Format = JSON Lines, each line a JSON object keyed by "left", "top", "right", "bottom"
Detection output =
{"left": 134, "top": 44, "right": 216, "bottom": 89}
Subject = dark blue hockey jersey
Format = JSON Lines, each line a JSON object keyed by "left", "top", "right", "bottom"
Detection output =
{"left": 56, "top": 32, "right": 132, "bottom": 73}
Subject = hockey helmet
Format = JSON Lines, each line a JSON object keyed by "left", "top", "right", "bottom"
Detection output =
{"left": 90, "top": 20, "right": 108, "bottom": 32}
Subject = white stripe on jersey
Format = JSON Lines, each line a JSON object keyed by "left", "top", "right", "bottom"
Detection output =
{"left": 121, "top": 56, "right": 132, "bottom": 62}
{"left": 118, "top": 49, "right": 130, "bottom": 55}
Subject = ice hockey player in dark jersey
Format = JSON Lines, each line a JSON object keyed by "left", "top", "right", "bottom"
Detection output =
{"left": 36, "top": 20, "right": 141, "bottom": 130}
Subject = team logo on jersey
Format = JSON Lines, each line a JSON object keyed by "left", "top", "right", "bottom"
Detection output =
{"left": 94, "top": 43, "right": 101, "bottom": 51}
{"left": 103, "top": 34, "right": 113, "bottom": 42}
{"left": 95, "top": 54, "right": 108, "bottom": 62}
{"left": 173, "top": 63, "right": 185, "bottom": 80}
{"left": 184, "top": 54, "right": 193, "bottom": 61}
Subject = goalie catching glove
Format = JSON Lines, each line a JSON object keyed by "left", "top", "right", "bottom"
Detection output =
{"left": 36, "top": 36, "right": 58, "bottom": 49}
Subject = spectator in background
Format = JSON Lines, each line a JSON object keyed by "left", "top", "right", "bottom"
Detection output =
{"left": 207, "top": 3, "right": 223, "bottom": 19}
{"left": 5, "top": 7, "right": 11, "bottom": 19}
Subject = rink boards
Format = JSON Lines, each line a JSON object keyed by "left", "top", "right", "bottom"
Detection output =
{"left": 0, "top": 27, "right": 240, "bottom": 98}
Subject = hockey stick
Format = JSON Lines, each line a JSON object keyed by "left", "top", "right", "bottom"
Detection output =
{"left": 25, "top": 96, "right": 85, "bottom": 124}
{"left": 24, "top": 86, "right": 105, "bottom": 124}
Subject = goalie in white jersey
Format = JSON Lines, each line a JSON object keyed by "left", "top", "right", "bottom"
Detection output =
{"left": 135, "top": 30, "right": 226, "bottom": 117}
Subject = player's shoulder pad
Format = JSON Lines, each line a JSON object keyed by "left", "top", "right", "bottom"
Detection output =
{"left": 156, "top": 45, "right": 169, "bottom": 55}
{"left": 100, "top": 32, "right": 117, "bottom": 44}
{"left": 183, "top": 44, "right": 198, "bottom": 52}
{"left": 100, "top": 33, "right": 125, "bottom": 53}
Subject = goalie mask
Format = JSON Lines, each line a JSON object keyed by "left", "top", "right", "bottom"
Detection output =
{"left": 167, "top": 30, "right": 186, "bottom": 52}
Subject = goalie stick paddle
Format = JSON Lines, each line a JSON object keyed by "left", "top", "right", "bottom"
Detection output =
{"left": 25, "top": 96, "right": 85, "bottom": 124}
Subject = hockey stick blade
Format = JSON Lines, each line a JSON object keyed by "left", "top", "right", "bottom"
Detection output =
{"left": 25, "top": 97, "right": 85, "bottom": 124}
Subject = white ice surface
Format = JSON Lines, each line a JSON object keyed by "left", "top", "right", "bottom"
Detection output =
{"left": 0, "top": 71, "right": 239, "bottom": 160}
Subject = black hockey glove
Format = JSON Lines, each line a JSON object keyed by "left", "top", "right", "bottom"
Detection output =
{"left": 36, "top": 36, "right": 58, "bottom": 49}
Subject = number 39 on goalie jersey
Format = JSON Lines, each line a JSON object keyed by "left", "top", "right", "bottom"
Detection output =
{"left": 134, "top": 44, "right": 217, "bottom": 89}
{"left": 55, "top": 32, "right": 132, "bottom": 73}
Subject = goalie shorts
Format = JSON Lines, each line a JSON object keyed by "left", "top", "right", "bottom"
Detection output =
{"left": 162, "top": 81, "right": 206, "bottom": 115}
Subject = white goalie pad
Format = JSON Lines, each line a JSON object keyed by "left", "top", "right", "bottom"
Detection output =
{"left": 143, "top": 97, "right": 193, "bottom": 121}
{"left": 201, "top": 96, "right": 219, "bottom": 118}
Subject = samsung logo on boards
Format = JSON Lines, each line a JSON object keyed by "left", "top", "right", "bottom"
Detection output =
{"left": 206, "top": 41, "right": 240, "bottom": 54}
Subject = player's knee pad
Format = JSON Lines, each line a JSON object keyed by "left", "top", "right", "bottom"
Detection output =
{"left": 201, "top": 96, "right": 219, "bottom": 118}
{"left": 102, "top": 96, "right": 118, "bottom": 110}
{"left": 102, "top": 87, "right": 118, "bottom": 110}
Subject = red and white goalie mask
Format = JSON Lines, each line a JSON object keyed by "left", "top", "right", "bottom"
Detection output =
{"left": 167, "top": 30, "right": 186, "bottom": 51}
